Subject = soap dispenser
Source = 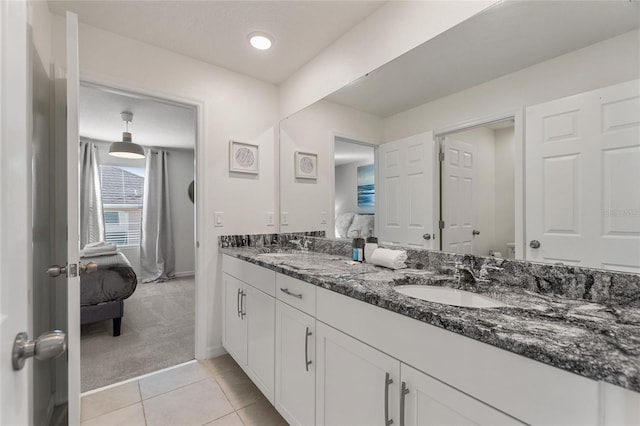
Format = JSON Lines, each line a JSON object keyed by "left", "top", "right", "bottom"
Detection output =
{"left": 352, "top": 231, "right": 365, "bottom": 262}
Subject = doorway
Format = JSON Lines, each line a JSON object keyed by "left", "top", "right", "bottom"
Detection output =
{"left": 333, "top": 137, "right": 376, "bottom": 240}
{"left": 77, "top": 83, "right": 197, "bottom": 391}
{"left": 438, "top": 119, "right": 516, "bottom": 258}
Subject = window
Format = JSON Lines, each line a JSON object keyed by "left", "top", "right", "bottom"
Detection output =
{"left": 100, "top": 165, "right": 144, "bottom": 246}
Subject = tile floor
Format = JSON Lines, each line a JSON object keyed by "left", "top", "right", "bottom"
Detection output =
{"left": 80, "top": 355, "right": 288, "bottom": 426}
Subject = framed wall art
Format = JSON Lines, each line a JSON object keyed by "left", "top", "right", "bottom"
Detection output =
{"left": 294, "top": 151, "right": 317, "bottom": 179}
{"left": 229, "top": 140, "right": 259, "bottom": 174}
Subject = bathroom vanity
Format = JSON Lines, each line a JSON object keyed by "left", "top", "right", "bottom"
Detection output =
{"left": 220, "top": 236, "right": 640, "bottom": 426}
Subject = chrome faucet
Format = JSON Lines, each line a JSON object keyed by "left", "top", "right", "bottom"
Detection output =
{"left": 289, "top": 239, "right": 309, "bottom": 251}
{"left": 451, "top": 261, "right": 489, "bottom": 285}
{"left": 479, "top": 264, "right": 504, "bottom": 280}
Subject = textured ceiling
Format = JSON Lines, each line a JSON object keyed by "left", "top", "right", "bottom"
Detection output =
{"left": 48, "top": 0, "right": 385, "bottom": 84}
{"left": 80, "top": 83, "right": 196, "bottom": 150}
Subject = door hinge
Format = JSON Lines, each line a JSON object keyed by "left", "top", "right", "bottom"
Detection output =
{"left": 439, "top": 220, "right": 445, "bottom": 229}
{"left": 439, "top": 152, "right": 445, "bottom": 162}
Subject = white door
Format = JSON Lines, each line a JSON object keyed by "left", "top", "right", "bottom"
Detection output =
{"left": 275, "top": 301, "right": 315, "bottom": 426}
{"left": 526, "top": 80, "right": 640, "bottom": 271}
{"left": 441, "top": 136, "right": 476, "bottom": 254}
{"left": 1, "top": 1, "right": 33, "bottom": 423}
{"left": 400, "top": 364, "right": 522, "bottom": 426}
{"left": 316, "top": 322, "right": 400, "bottom": 426}
{"left": 0, "top": 7, "right": 80, "bottom": 425}
{"left": 377, "top": 131, "right": 437, "bottom": 248}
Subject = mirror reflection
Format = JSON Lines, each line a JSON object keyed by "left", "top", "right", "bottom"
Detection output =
{"left": 279, "top": 0, "right": 640, "bottom": 273}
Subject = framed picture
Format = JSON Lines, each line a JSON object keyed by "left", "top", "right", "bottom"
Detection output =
{"left": 357, "top": 164, "right": 375, "bottom": 208}
{"left": 229, "top": 140, "right": 259, "bottom": 174}
{"left": 295, "top": 151, "right": 318, "bottom": 179}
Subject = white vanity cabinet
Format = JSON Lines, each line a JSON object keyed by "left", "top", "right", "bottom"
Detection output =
{"left": 222, "top": 255, "right": 276, "bottom": 402}
{"left": 274, "top": 273, "right": 317, "bottom": 426}
{"left": 316, "top": 321, "right": 400, "bottom": 426}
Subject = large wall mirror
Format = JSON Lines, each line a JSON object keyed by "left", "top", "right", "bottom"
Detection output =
{"left": 279, "top": 0, "right": 640, "bottom": 273}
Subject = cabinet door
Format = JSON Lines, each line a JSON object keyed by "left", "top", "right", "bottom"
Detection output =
{"left": 275, "top": 301, "right": 315, "bottom": 426}
{"left": 222, "top": 273, "right": 246, "bottom": 366}
{"left": 245, "top": 284, "right": 275, "bottom": 402}
{"left": 316, "top": 322, "right": 400, "bottom": 426}
{"left": 401, "top": 364, "right": 523, "bottom": 426}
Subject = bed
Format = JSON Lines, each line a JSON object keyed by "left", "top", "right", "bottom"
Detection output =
{"left": 81, "top": 251, "right": 138, "bottom": 336}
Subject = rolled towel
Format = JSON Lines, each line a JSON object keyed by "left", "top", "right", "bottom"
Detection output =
{"left": 370, "top": 248, "right": 407, "bottom": 270}
{"left": 81, "top": 241, "right": 117, "bottom": 258}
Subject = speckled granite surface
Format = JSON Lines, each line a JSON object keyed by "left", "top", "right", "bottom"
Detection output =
{"left": 219, "top": 235, "right": 640, "bottom": 393}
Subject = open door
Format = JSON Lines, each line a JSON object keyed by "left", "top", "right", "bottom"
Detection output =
{"left": 376, "top": 131, "right": 437, "bottom": 248}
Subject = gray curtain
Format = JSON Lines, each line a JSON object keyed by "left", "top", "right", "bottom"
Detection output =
{"left": 79, "top": 140, "right": 105, "bottom": 247}
{"left": 140, "top": 149, "right": 175, "bottom": 282}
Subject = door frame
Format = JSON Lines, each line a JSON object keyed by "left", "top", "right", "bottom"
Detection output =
{"left": 329, "top": 131, "right": 378, "bottom": 240}
{"left": 78, "top": 73, "right": 208, "bottom": 359}
{"left": 433, "top": 110, "right": 524, "bottom": 258}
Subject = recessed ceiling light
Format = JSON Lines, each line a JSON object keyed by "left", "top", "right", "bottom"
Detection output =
{"left": 249, "top": 32, "right": 273, "bottom": 50}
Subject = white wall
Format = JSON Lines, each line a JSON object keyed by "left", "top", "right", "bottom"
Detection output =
{"left": 383, "top": 30, "right": 640, "bottom": 141}
{"left": 280, "top": 100, "right": 382, "bottom": 235}
{"left": 51, "top": 17, "right": 279, "bottom": 359}
{"left": 494, "top": 127, "right": 515, "bottom": 256}
{"left": 335, "top": 159, "right": 374, "bottom": 217}
{"left": 279, "top": 1, "right": 495, "bottom": 118}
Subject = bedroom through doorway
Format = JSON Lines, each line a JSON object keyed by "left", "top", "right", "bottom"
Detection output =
{"left": 78, "top": 82, "right": 197, "bottom": 392}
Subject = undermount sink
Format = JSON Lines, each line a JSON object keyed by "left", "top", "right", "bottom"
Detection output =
{"left": 394, "top": 285, "right": 506, "bottom": 308}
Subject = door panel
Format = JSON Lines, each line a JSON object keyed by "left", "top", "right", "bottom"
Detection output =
{"left": 525, "top": 79, "right": 640, "bottom": 270}
{"left": 442, "top": 137, "right": 475, "bottom": 254}
{"left": 377, "top": 131, "right": 436, "bottom": 248}
{"left": 0, "top": 1, "right": 31, "bottom": 424}
{"left": 245, "top": 285, "right": 275, "bottom": 402}
{"left": 222, "top": 274, "right": 246, "bottom": 365}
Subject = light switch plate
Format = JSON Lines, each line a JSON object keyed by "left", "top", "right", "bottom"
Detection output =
{"left": 320, "top": 211, "right": 327, "bottom": 224}
{"left": 214, "top": 212, "right": 224, "bottom": 227}
{"left": 266, "top": 212, "right": 275, "bottom": 226}
{"left": 281, "top": 212, "right": 289, "bottom": 226}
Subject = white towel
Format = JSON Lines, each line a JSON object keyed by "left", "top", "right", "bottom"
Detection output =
{"left": 370, "top": 248, "right": 407, "bottom": 270}
{"left": 81, "top": 241, "right": 117, "bottom": 258}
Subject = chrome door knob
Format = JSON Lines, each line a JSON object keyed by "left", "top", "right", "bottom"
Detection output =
{"left": 12, "top": 330, "right": 67, "bottom": 370}
{"left": 529, "top": 240, "right": 541, "bottom": 249}
{"left": 47, "top": 264, "right": 67, "bottom": 277}
{"left": 472, "top": 230, "right": 480, "bottom": 236}
{"left": 422, "top": 233, "right": 431, "bottom": 240}
{"left": 80, "top": 261, "right": 98, "bottom": 274}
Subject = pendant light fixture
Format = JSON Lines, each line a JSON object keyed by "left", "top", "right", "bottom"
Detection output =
{"left": 109, "top": 111, "right": 145, "bottom": 159}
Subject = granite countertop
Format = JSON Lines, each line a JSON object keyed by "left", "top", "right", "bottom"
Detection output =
{"left": 221, "top": 247, "right": 640, "bottom": 393}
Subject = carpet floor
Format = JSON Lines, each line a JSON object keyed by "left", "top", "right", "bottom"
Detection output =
{"left": 81, "top": 276, "right": 195, "bottom": 392}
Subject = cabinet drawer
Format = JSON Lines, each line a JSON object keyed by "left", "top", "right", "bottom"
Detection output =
{"left": 276, "top": 273, "right": 316, "bottom": 316}
{"left": 223, "top": 254, "right": 276, "bottom": 296}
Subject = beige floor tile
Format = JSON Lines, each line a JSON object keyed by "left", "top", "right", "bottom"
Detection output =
{"left": 81, "top": 381, "right": 141, "bottom": 421}
{"left": 139, "top": 361, "right": 209, "bottom": 399}
{"left": 237, "top": 398, "right": 288, "bottom": 426}
{"left": 215, "top": 367, "right": 264, "bottom": 410}
{"left": 203, "top": 412, "right": 245, "bottom": 426}
{"left": 201, "top": 354, "right": 244, "bottom": 378}
{"left": 80, "top": 402, "right": 146, "bottom": 426}
{"left": 143, "top": 378, "right": 234, "bottom": 426}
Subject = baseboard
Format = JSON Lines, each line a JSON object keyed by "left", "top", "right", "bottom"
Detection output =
{"left": 201, "top": 344, "right": 226, "bottom": 360}
{"left": 175, "top": 271, "right": 195, "bottom": 278}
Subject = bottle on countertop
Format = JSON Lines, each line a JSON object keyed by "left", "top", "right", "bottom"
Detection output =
{"left": 364, "top": 236, "right": 378, "bottom": 263}
{"left": 352, "top": 231, "right": 365, "bottom": 262}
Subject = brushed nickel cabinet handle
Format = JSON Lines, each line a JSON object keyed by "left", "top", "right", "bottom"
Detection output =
{"left": 280, "top": 287, "right": 303, "bottom": 299}
{"left": 237, "top": 288, "right": 242, "bottom": 317}
{"left": 385, "top": 372, "right": 394, "bottom": 426}
{"left": 400, "top": 381, "right": 410, "bottom": 426}
{"left": 240, "top": 291, "right": 247, "bottom": 319}
{"left": 304, "top": 327, "right": 313, "bottom": 372}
